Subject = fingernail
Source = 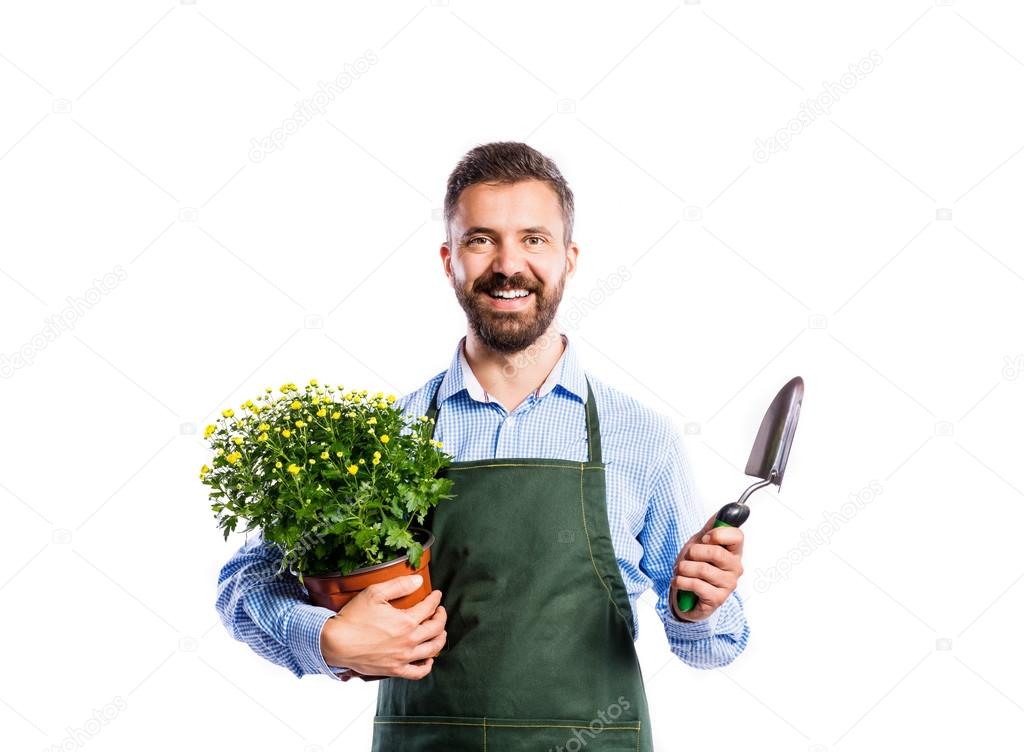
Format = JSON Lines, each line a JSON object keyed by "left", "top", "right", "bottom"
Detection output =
{"left": 702, "top": 534, "right": 710, "bottom": 543}
{"left": 412, "top": 575, "right": 423, "bottom": 586}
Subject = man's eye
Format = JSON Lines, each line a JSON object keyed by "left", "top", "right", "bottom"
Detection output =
{"left": 525, "top": 236, "right": 545, "bottom": 245}
{"left": 468, "top": 237, "right": 490, "bottom": 245}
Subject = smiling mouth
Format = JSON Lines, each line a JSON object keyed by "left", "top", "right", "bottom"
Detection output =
{"left": 486, "top": 289, "right": 533, "bottom": 300}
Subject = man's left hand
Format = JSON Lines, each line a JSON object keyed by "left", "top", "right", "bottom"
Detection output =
{"left": 669, "top": 512, "right": 745, "bottom": 622}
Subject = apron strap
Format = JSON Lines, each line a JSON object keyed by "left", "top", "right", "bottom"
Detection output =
{"left": 425, "top": 372, "right": 602, "bottom": 464}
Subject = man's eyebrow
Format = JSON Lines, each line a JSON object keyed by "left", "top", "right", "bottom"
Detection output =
{"left": 459, "top": 226, "right": 554, "bottom": 239}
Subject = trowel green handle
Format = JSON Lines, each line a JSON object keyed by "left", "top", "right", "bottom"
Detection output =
{"left": 676, "top": 502, "right": 750, "bottom": 614}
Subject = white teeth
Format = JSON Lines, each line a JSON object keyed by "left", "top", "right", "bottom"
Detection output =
{"left": 491, "top": 289, "right": 530, "bottom": 299}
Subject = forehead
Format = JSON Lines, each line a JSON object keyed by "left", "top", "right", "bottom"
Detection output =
{"left": 451, "top": 179, "right": 563, "bottom": 231}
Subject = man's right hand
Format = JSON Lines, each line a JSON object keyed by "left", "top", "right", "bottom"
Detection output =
{"left": 319, "top": 574, "right": 447, "bottom": 682}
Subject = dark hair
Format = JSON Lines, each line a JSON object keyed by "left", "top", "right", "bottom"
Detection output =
{"left": 444, "top": 141, "right": 574, "bottom": 247}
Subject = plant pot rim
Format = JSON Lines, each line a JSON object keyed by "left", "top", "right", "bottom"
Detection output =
{"left": 303, "top": 526, "right": 434, "bottom": 579}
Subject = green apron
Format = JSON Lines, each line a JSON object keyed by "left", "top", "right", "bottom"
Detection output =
{"left": 372, "top": 375, "right": 655, "bottom": 751}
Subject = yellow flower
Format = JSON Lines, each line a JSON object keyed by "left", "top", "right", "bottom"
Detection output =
{"left": 222, "top": 409, "right": 234, "bottom": 418}
{"left": 320, "top": 451, "right": 329, "bottom": 459}
{"left": 367, "top": 417, "right": 377, "bottom": 425}
{"left": 199, "top": 464, "right": 210, "bottom": 478}
{"left": 257, "top": 432, "right": 269, "bottom": 442}
{"left": 377, "top": 401, "right": 387, "bottom": 409}
{"left": 311, "top": 396, "right": 320, "bottom": 405}
{"left": 380, "top": 434, "right": 390, "bottom": 443}
{"left": 295, "top": 420, "right": 306, "bottom": 428}
{"left": 375, "top": 391, "right": 383, "bottom": 399}
{"left": 282, "top": 429, "right": 292, "bottom": 438}
{"left": 275, "top": 461, "right": 283, "bottom": 469}
{"left": 308, "top": 458, "right": 316, "bottom": 465}
{"left": 214, "top": 447, "right": 224, "bottom": 456}
{"left": 372, "top": 457, "right": 380, "bottom": 466}
{"left": 419, "top": 415, "right": 428, "bottom": 422}
{"left": 331, "top": 412, "right": 341, "bottom": 420}
{"left": 290, "top": 400, "right": 301, "bottom": 410}
{"left": 226, "top": 451, "right": 242, "bottom": 464}
{"left": 287, "top": 463, "right": 301, "bottom": 475}
{"left": 336, "top": 451, "right": 343, "bottom": 458}
{"left": 347, "top": 464, "right": 358, "bottom": 475}
{"left": 387, "top": 394, "right": 397, "bottom": 403}
{"left": 203, "top": 424, "right": 216, "bottom": 438}
{"left": 373, "top": 451, "right": 381, "bottom": 459}
{"left": 310, "top": 378, "right": 318, "bottom": 387}
{"left": 358, "top": 458, "right": 365, "bottom": 464}
{"left": 258, "top": 423, "right": 269, "bottom": 432}
{"left": 232, "top": 436, "right": 244, "bottom": 445}
{"left": 243, "top": 400, "right": 254, "bottom": 409}
{"left": 317, "top": 408, "right": 327, "bottom": 417}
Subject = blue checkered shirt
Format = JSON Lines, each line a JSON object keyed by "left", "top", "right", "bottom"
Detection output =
{"left": 215, "top": 334, "right": 749, "bottom": 679}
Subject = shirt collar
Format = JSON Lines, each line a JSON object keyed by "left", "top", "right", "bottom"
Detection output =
{"left": 436, "top": 333, "right": 587, "bottom": 409}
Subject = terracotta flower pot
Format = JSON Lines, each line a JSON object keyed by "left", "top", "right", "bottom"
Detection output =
{"left": 301, "top": 527, "right": 435, "bottom": 612}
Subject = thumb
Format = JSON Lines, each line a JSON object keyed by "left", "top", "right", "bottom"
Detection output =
{"left": 368, "top": 574, "right": 424, "bottom": 602}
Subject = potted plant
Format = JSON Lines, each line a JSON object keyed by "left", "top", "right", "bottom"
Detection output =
{"left": 200, "top": 379, "right": 455, "bottom": 612}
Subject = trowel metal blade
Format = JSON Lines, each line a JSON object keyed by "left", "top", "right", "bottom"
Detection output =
{"left": 744, "top": 376, "right": 804, "bottom": 489}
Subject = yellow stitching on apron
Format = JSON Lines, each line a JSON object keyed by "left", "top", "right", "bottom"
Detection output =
{"left": 373, "top": 720, "right": 640, "bottom": 730}
{"left": 445, "top": 462, "right": 585, "bottom": 471}
{"left": 578, "top": 464, "right": 630, "bottom": 628}
{"left": 483, "top": 717, "right": 487, "bottom": 751}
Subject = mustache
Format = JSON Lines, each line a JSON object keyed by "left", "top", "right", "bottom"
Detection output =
{"left": 475, "top": 276, "right": 538, "bottom": 294}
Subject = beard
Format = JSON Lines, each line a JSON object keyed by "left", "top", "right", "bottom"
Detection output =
{"left": 454, "top": 268, "right": 566, "bottom": 354}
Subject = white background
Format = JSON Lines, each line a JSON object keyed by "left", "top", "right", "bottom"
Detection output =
{"left": 2, "top": 1, "right": 1023, "bottom": 750}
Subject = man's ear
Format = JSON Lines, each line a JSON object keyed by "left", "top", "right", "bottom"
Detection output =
{"left": 440, "top": 243, "right": 454, "bottom": 287}
{"left": 565, "top": 241, "right": 579, "bottom": 279}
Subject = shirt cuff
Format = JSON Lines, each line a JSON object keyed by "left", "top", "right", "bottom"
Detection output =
{"left": 284, "top": 603, "right": 344, "bottom": 679}
{"left": 664, "top": 600, "right": 722, "bottom": 640}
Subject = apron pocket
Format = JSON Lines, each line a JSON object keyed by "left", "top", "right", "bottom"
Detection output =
{"left": 372, "top": 714, "right": 642, "bottom": 751}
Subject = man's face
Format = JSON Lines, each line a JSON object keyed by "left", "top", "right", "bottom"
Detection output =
{"left": 442, "top": 179, "right": 577, "bottom": 354}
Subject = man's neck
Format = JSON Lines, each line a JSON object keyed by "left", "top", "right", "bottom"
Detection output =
{"left": 463, "top": 327, "right": 566, "bottom": 412}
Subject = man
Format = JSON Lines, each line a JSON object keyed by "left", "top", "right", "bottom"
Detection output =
{"left": 216, "top": 141, "right": 749, "bottom": 750}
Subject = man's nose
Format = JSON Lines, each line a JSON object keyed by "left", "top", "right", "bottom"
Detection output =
{"left": 490, "top": 241, "right": 526, "bottom": 277}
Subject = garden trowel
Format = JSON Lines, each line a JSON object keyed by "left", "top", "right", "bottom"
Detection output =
{"left": 675, "top": 376, "right": 805, "bottom": 614}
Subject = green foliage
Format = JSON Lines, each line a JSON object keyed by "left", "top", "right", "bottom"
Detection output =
{"left": 199, "top": 380, "right": 454, "bottom": 576}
